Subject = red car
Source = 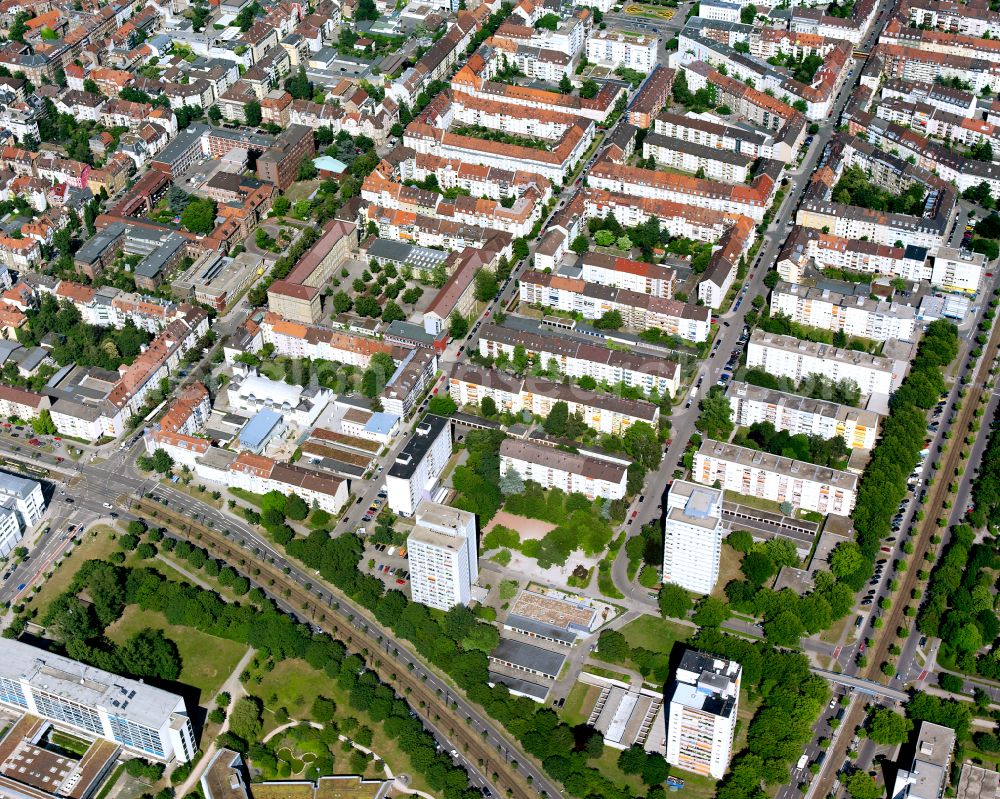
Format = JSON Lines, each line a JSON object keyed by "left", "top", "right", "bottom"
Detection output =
{"left": 987, "top": 273, "right": 994, "bottom": 278}
{"left": 880, "top": 546, "right": 891, "bottom": 553}
{"left": 631, "top": 511, "right": 638, "bottom": 519}
{"left": 28, "top": 438, "right": 40, "bottom": 446}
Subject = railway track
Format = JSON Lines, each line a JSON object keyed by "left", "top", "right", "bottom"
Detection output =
{"left": 129, "top": 497, "right": 542, "bottom": 799}
{"left": 811, "top": 310, "right": 1000, "bottom": 799}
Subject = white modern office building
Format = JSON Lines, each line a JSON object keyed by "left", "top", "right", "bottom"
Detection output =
{"left": 726, "top": 381, "right": 881, "bottom": 450}
{"left": 665, "top": 649, "right": 742, "bottom": 779}
{"left": 693, "top": 439, "right": 859, "bottom": 517}
{"left": 407, "top": 500, "right": 478, "bottom": 611}
{"left": 662, "top": 481, "right": 725, "bottom": 595}
{"left": 0, "top": 472, "right": 44, "bottom": 558}
{"left": 746, "top": 329, "right": 898, "bottom": 398}
{"left": 0, "top": 640, "right": 196, "bottom": 763}
{"left": 385, "top": 414, "right": 453, "bottom": 517}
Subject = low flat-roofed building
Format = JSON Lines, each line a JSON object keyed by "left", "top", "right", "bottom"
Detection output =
{"left": 201, "top": 749, "right": 391, "bottom": 799}
{"left": 488, "top": 638, "right": 567, "bottom": 680}
{"left": 956, "top": 763, "right": 1000, "bottom": 799}
{"left": 589, "top": 684, "right": 664, "bottom": 752}
{"left": 237, "top": 408, "right": 285, "bottom": 454}
{"left": 0, "top": 716, "right": 120, "bottom": 799}
{"left": 503, "top": 589, "right": 598, "bottom": 646}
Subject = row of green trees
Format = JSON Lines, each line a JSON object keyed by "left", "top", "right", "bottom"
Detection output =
{"left": 968, "top": 409, "right": 1000, "bottom": 529}
{"left": 918, "top": 524, "right": 1000, "bottom": 678}
{"left": 851, "top": 320, "right": 958, "bottom": 578}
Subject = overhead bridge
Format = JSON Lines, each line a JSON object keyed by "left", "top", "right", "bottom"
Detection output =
{"left": 810, "top": 668, "right": 909, "bottom": 702}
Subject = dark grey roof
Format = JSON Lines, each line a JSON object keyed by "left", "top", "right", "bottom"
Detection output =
{"left": 489, "top": 638, "right": 566, "bottom": 677}
{"left": 387, "top": 414, "right": 449, "bottom": 480}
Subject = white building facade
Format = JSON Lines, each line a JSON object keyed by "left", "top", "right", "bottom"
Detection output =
{"left": 745, "top": 330, "right": 898, "bottom": 397}
{"left": 662, "top": 481, "right": 724, "bottom": 595}
{"left": 385, "top": 414, "right": 453, "bottom": 516}
{"left": 0, "top": 640, "right": 196, "bottom": 763}
{"left": 665, "top": 650, "right": 742, "bottom": 780}
{"left": 407, "top": 500, "right": 478, "bottom": 611}
{"left": 499, "top": 439, "right": 629, "bottom": 500}
{"left": 693, "top": 439, "right": 858, "bottom": 516}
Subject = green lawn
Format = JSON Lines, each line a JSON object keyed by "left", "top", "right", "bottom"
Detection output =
{"left": 250, "top": 659, "right": 434, "bottom": 795}
{"left": 26, "top": 525, "right": 120, "bottom": 617}
{"left": 592, "top": 746, "right": 646, "bottom": 794}
{"left": 104, "top": 607, "right": 247, "bottom": 703}
{"left": 618, "top": 615, "right": 692, "bottom": 654}
{"left": 561, "top": 682, "right": 601, "bottom": 727}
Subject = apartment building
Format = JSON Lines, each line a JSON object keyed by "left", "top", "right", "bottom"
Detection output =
{"left": 255, "top": 124, "right": 315, "bottom": 191}
{"left": 795, "top": 198, "right": 949, "bottom": 254}
{"left": 665, "top": 650, "right": 742, "bottom": 779}
{"left": 642, "top": 134, "right": 754, "bottom": 183}
{"left": 681, "top": 61, "right": 807, "bottom": 160}
{"left": 0, "top": 472, "right": 43, "bottom": 558}
{"left": 226, "top": 452, "right": 350, "bottom": 514}
{"left": 746, "top": 330, "right": 900, "bottom": 398}
{"left": 448, "top": 364, "right": 659, "bottom": 435}
{"left": 0, "top": 384, "right": 49, "bottom": 422}
{"left": 775, "top": 226, "right": 930, "bottom": 284}
{"left": 407, "top": 500, "right": 478, "bottom": 611}
{"left": 386, "top": 414, "right": 453, "bottom": 517}
{"left": 0, "top": 640, "right": 196, "bottom": 763}
{"left": 727, "top": 381, "right": 881, "bottom": 450}
{"left": 662, "top": 480, "right": 724, "bottom": 595}
{"left": 258, "top": 312, "right": 401, "bottom": 370}
{"left": 628, "top": 65, "right": 675, "bottom": 129}
{"left": 578, "top": 252, "right": 676, "bottom": 299}
{"left": 478, "top": 324, "right": 681, "bottom": 397}
{"left": 880, "top": 78, "right": 977, "bottom": 118}
{"left": 770, "top": 280, "right": 918, "bottom": 342}
{"left": 586, "top": 30, "right": 658, "bottom": 71}
{"left": 891, "top": 722, "right": 956, "bottom": 799}
{"left": 518, "top": 270, "right": 711, "bottom": 343}
{"left": 652, "top": 111, "right": 776, "bottom": 159}
{"left": 499, "top": 439, "right": 629, "bottom": 500}
{"left": 588, "top": 160, "right": 775, "bottom": 223}
{"left": 929, "top": 247, "right": 987, "bottom": 294}
{"left": 693, "top": 439, "right": 859, "bottom": 516}
{"left": 380, "top": 347, "right": 438, "bottom": 417}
